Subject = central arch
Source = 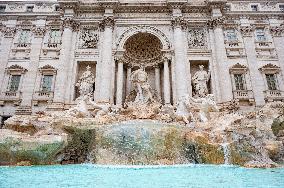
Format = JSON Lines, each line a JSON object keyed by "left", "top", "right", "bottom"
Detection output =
{"left": 123, "top": 32, "right": 163, "bottom": 68}
{"left": 114, "top": 30, "right": 173, "bottom": 106}
{"left": 116, "top": 26, "right": 171, "bottom": 51}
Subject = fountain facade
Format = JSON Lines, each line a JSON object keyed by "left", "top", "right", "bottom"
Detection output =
{"left": 0, "top": 0, "right": 284, "bottom": 168}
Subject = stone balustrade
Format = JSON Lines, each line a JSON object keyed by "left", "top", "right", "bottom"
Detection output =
{"left": 0, "top": 91, "right": 22, "bottom": 106}
{"left": 42, "top": 43, "right": 61, "bottom": 57}
{"left": 264, "top": 90, "right": 284, "bottom": 102}
{"left": 233, "top": 90, "right": 254, "bottom": 100}
{"left": 255, "top": 41, "right": 273, "bottom": 49}
{"left": 33, "top": 91, "right": 54, "bottom": 100}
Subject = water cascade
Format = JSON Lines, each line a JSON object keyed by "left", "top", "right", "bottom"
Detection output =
{"left": 221, "top": 143, "right": 231, "bottom": 165}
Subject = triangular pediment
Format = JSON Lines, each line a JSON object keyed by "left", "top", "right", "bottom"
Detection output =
{"left": 259, "top": 63, "right": 281, "bottom": 73}
{"left": 6, "top": 64, "right": 26, "bottom": 70}
{"left": 230, "top": 63, "right": 247, "bottom": 69}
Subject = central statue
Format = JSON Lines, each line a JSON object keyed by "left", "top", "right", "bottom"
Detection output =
{"left": 124, "top": 68, "right": 161, "bottom": 119}
{"left": 131, "top": 68, "right": 155, "bottom": 104}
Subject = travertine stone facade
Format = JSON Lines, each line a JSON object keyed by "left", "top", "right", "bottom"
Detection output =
{"left": 0, "top": 0, "right": 284, "bottom": 122}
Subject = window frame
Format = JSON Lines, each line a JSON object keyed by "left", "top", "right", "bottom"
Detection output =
{"left": 251, "top": 5, "right": 258, "bottom": 11}
{"left": 233, "top": 74, "right": 246, "bottom": 91}
{"left": 40, "top": 74, "right": 54, "bottom": 92}
{"left": 255, "top": 28, "right": 266, "bottom": 42}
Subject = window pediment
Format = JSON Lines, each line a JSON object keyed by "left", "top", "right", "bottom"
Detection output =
{"left": 6, "top": 64, "right": 27, "bottom": 74}
{"left": 229, "top": 63, "right": 248, "bottom": 74}
{"left": 259, "top": 63, "right": 281, "bottom": 74}
{"left": 39, "top": 65, "right": 57, "bottom": 74}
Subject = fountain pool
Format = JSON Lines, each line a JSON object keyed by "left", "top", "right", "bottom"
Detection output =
{"left": 0, "top": 164, "right": 283, "bottom": 188}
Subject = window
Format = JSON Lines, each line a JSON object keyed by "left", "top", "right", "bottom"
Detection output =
{"left": 26, "top": 6, "right": 34, "bottom": 12}
{"left": 256, "top": 28, "right": 266, "bottom": 41}
{"left": 226, "top": 29, "right": 237, "bottom": 41}
{"left": 0, "top": 5, "right": 6, "bottom": 12}
{"left": 49, "top": 29, "right": 61, "bottom": 44}
{"left": 18, "top": 29, "right": 31, "bottom": 44}
{"left": 41, "top": 75, "right": 53, "bottom": 92}
{"left": 266, "top": 74, "right": 278, "bottom": 90}
{"left": 55, "top": 5, "right": 60, "bottom": 11}
{"left": 279, "top": 5, "right": 284, "bottom": 12}
{"left": 8, "top": 75, "right": 21, "bottom": 92}
{"left": 234, "top": 74, "right": 245, "bottom": 90}
{"left": 251, "top": 5, "right": 258, "bottom": 11}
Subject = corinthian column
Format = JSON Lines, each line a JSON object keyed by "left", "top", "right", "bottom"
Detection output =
{"left": 163, "top": 59, "right": 171, "bottom": 104}
{"left": 98, "top": 16, "right": 114, "bottom": 104}
{"left": 270, "top": 26, "right": 284, "bottom": 85}
{"left": 126, "top": 65, "right": 132, "bottom": 95}
{"left": 116, "top": 60, "right": 124, "bottom": 107}
{"left": 21, "top": 26, "right": 46, "bottom": 107}
{"left": 53, "top": 18, "right": 79, "bottom": 108}
{"left": 0, "top": 26, "right": 16, "bottom": 94}
{"left": 154, "top": 65, "right": 161, "bottom": 98}
{"left": 240, "top": 25, "right": 265, "bottom": 106}
{"left": 209, "top": 17, "right": 233, "bottom": 102}
{"left": 172, "top": 16, "right": 189, "bottom": 102}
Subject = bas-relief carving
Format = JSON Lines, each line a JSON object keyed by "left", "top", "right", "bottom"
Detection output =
{"left": 188, "top": 28, "right": 208, "bottom": 49}
{"left": 79, "top": 29, "right": 99, "bottom": 49}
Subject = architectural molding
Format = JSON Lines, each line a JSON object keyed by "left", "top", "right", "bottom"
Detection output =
{"left": 259, "top": 63, "right": 281, "bottom": 74}
{"left": 99, "top": 16, "right": 115, "bottom": 30}
{"left": 2, "top": 26, "right": 16, "bottom": 38}
{"left": 63, "top": 17, "right": 80, "bottom": 31}
{"left": 240, "top": 26, "right": 255, "bottom": 37}
{"left": 207, "top": 17, "right": 225, "bottom": 29}
{"left": 38, "top": 65, "right": 57, "bottom": 74}
{"left": 32, "top": 26, "right": 46, "bottom": 38}
{"left": 229, "top": 63, "right": 248, "bottom": 74}
{"left": 171, "top": 16, "right": 188, "bottom": 30}
{"left": 5, "top": 64, "right": 27, "bottom": 74}
{"left": 116, "top": 25, "right": 171, "bottom": 50}
{"left": 270, "top": 26, "right": 284, "bottom": 37}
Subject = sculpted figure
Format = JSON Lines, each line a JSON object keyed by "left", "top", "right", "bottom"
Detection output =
{"left": 190, "top": 94, "right": 218, "bottom": 122}
{"left": 192, "top": 65, "right": 210, "bottom": 98}
{"left": 81, "top": 30, "right": 98, "bottom": 48}
{"left": 175, "top": 95, "right": 195, "bottom": 125}
{"left": 66, "top": 95, "right": 90, "bottom": 118}
{"left": 76, "top": 66, "right": 95, "bottom": 99}
{"left": 130, "top": 68, "right": 155, "bottom": 104}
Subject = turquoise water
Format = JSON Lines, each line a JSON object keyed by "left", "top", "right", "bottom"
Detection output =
{"left": 0, "top": 164, "right": 284, "bottom": 188}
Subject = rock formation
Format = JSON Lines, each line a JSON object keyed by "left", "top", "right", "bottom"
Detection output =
{"left": 0, "top": 100, "right": 283, "bottom": 168}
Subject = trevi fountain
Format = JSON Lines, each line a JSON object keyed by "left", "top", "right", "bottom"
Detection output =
{"left": 0, "top": 0, "right": 284, "bottom": 187}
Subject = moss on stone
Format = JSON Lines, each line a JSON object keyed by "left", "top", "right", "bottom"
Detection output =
{"left": 0, "top": 137, "right": 65, "bottom": 165}
{"left": 61, "top": 126, "right": 96, "bottom": 164}
{"left": 194, "top": 136, "right": 224, "bottom": 164}
{"left": 230, "top": 141, "right": 256, "bottom": 166}
{"left": 271, "top": 118, "right": 284, "bottom": 136}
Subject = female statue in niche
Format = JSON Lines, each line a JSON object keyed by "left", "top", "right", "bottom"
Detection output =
{"left": 192, "top": 65, "right": 210, "bottom": 98}
{"left": 76, "top": 65, "right": 95, "bottom": 99}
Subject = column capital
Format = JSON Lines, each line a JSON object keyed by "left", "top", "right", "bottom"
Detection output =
{"left": 63, "top": 17, "right": 80, "bottom": 32}
{"left": 100, "top": 16, "right": 115, "bottom": 31}
{"left": 207, "top": 16, "right": 225, "bottom": 29}
{"left": 270, "top": 26, "right": 284, "bottom": 37}
{"left": 171, "top": 16, "right": 187, "bottom": 30}
{"left": 31, "top": 26, "right": 46, "bottom": 38}
{"left": 2, "top": 26, "right": 16, "bottom": 38}
{"left": 240, "top": 26, "right": 255, "bottom": 37}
